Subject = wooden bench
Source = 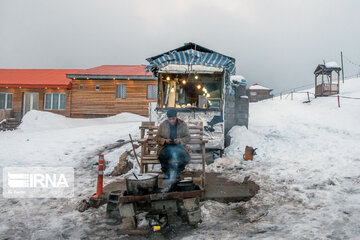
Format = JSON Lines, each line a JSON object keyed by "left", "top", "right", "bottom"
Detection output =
{"left": 138, "top": 121, "right": 208, "bottom": 189}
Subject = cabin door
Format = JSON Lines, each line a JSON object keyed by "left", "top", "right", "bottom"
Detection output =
{"left": 23, "top": 92, "right": 39, "bottom": 116}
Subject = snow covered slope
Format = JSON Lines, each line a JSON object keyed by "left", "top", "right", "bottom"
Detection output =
{"left": 184, "top": 78, "right": 360, "bottom": 239}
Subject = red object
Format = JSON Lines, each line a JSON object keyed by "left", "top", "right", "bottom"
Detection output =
{"left": 72, "top": 65, "right": 152, "bottom": 76}
{"left": 92, "top": 154, "right": 104, "bottom": 198}
{"left": 0, "top": 69, "right": 78, "bottom": 89}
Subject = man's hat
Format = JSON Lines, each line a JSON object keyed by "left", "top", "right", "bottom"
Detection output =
{"left": 167, "top": 108, "right": 177, "bottom": 118}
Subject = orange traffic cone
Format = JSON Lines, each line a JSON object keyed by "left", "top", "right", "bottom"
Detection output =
{"left": 92, "top": 154, "right": 104, "bottom": 198}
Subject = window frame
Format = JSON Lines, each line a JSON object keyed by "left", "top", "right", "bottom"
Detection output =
{"left": 147, "top": 84, "right": 158, "bottom": 100}
{"left": 44, "top": 93, "right": 66, "bottom": 110}
{"left": 115, "top": 84, "right": 127, "bottom": 99}
{"left": 0, "top": 92, "right": 13, "bottom": 110}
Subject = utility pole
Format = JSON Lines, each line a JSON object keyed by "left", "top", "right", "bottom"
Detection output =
{"left": 341, "top": 51, "right": 344, "bottom": 83}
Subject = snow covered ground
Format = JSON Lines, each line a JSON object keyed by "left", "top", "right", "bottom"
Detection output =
{"left": 1, "top": 78, "right": 360, "bottom": 239}
{"left": 0, "top": 111, "right": 146, "bottom": 239}
{"left": 182, "top": 78, "right": 360, "bottom": 239}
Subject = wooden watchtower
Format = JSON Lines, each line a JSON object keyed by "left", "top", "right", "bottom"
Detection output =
{"left": 314, "top": 62, "right": 342, "bottom": 97}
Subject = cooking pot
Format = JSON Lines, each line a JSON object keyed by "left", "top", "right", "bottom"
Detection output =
{"left": 176, "top": 179, "right": 196, "bottom": 192}
{"left": 125, "top": 173, "right": 158, "bottom": 195}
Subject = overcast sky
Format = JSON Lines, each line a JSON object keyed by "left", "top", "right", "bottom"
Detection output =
{"left": 1, "top": 0, "right": 360, "bottom": 94}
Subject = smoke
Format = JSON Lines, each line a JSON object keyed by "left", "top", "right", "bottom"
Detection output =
{"left": 161, "top": 144, "right": 189, "bottom": 193}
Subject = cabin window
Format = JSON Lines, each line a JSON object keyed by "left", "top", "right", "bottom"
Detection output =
{"left": 44, "top": 93, "right": 66, "bottom": 110}
{"left": 116, "top": 84, "right": 127, "bottom": 99}
{"left": 95, "top": 85, "right": 100, "bottom": 91}
{"left": 250, "top": 92, "right": 257, "bottom": 96}
{"left": 0, "top": 92, "right": 13, "bottom": 109}
{"left": 147, "top": 85, "right": 157, "bottom": 99}
{"left": 52, "top": 93, "right": 59, "bottom": 110}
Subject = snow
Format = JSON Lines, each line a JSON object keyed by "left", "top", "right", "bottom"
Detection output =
{"left": 19, "top": 110, "right": 145, "bottom": 132}
{"left": 1, "top": 78, "right": 360, "bottom": 239}
{"left": 249, "top": 83, "right": 272, "bottom": 90}
{"left": 160, "top": 64, "right": 223, "bottom": 73}
{"left": 183, "top": 77, "right": 360, "bottom": 239}
{"left": 325, "top": 61, "right": 340, "bottom": 69}
{"left": 0, "top": 111, "right": 147, "bottom": 239}
{"left": 230, "top": 75, "right": 247, "bottom": 86}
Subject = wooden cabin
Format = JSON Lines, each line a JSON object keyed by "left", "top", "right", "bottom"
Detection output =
{"left": 247, "top": 83, "right": 273, "bottom": 102}
{"left": 314, "top": 62, "right": 341, "bottom": 97}
{"left": 66, "top": 65, "right": 157, "bottom": 118}
{"left": 0, "top": 69, "right": 78, "bottom": 121}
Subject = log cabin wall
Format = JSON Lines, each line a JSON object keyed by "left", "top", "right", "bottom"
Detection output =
{"left": 70, "top": 78, "right": 157, "bottom": 118}
{"left": 0, "top": 87, "right": 71, "bottom": 120}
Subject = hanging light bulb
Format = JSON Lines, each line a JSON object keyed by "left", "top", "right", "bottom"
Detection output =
{"left": 166, "top": 76, "right": 170, "bottom": 81}
{"left": 195, "top": 75, "right": 199, "bottom": 79}
{"left": 182, "top": 79, "right": 186, "bottom": 85}
{"left": 196, "top": 84, "right": 201, "bottom": 90}
{"left": 206, "top": 93, "right": 210, "bottom": 98}
{"left": 171, "top": 87, "right": 175, "bottom": 93}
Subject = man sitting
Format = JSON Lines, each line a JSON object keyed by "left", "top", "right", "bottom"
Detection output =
{"left": 155, "top": 109, "right": 191, "bottom": 179}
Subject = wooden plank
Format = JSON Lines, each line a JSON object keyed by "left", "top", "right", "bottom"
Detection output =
{"left": 119, "top": 190, "right": 203, "bottom": 203}
{"left": 142, "top": 160, "right": 160, "bottom": 164}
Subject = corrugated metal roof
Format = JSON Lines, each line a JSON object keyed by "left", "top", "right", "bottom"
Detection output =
{"left": 146, "top": 42, "right": 236, "bottom": 75}
{"left": 0, "top": 69, "right": 78, "bottom": 88}
{"left": 71, "top": 65, "right": 152, "bottom": 76}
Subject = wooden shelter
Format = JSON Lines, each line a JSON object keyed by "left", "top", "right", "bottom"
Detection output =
{"left": 314, "top": 62, "right": 341, "bottom": 97}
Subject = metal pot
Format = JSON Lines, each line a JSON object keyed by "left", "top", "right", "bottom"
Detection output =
{"left": 125, "top": 173, "right": 158, "bottom": 195}
{"left": 176, "top": 179, "right": 196, "bottom": 192}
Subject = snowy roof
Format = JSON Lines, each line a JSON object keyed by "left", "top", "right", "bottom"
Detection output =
{"left": 325, "top": 61, "right": 340, "bottom": 69}
{"left": 314, "top": 61, "right": 341, "bottom": 75}
{"left": 159, "top": 64, "right": 223, "bottom": 73}
{"left": 248, "top": 83, "right": 272, "bottom": 90}
{"left": 146, "top": 42, "right": 236, "bottom": 75}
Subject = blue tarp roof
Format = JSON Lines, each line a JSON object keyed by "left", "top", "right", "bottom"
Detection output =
{"left": 146, "top": 42, "right": 236, "bottom": 75}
